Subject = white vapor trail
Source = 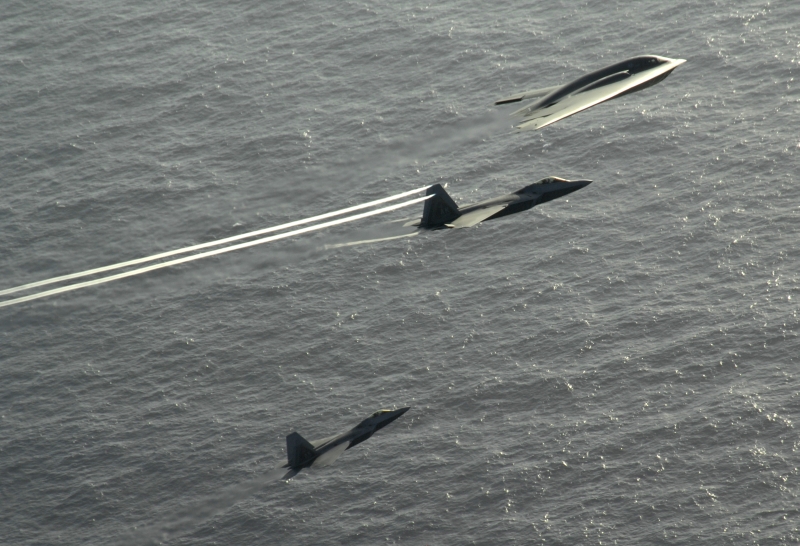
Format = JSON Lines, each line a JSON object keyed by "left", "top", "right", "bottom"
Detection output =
{"left": 323, "top": 231, "right": 419, "bottom": 249}
{"left": 0, "top": 194, "right": 431, "bottom": 308}
{"left": 0, "top": 186, "right": 431, "bottom": 297}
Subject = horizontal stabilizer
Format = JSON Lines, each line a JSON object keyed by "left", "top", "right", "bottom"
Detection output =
{"left": 494, "top": 85, "right": 560, "bottom": 105}
{"left": 446, "top": 205, "right": 506, "bottom": 228}
{"left": 311, "top": 441, "right": 349, "bottom": 468}
{"left": 287, "top": 432, "right": 317, "bottom": 468}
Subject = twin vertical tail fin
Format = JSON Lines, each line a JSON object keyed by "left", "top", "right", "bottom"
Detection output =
{"left": 286, "top": 432, "right": 317, "bottom": 467}
{"left": 421, "top": 184, "right": 460, "bottom": 227}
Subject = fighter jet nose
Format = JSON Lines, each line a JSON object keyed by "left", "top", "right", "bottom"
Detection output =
{"left": 537, "top": 179, "right": 591, "bottom": 205}
{"left": 372, "top": 407, "right": 410, "bottom": 431}
{"left": 387, "top": 407, "right": 410, "bottom": 420}
{"left": 563, "top": 179, "right": 592, "bottom": 192}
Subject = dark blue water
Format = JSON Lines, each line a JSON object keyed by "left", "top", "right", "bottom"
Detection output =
{"left": 2, "top": 1, "right": 799, "bottom": 544}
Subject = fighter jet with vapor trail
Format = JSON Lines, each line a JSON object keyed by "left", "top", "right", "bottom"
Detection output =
{"left": 413, "top": 177, "right": 591, "bottom": 229}
{"left": 277, "top": 408, "right": 409, "bottom": 480}
{"left": 495, "top": 55, "right": 686, "bottom": 131}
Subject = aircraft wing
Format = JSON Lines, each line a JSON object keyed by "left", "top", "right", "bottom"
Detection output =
{"left": 445, "top": 205, "right": 506, "bottom": 229}
{"left": 514, "top": 86, "right": 617, "bottom": 130}
{"left": 494, "top": 85, "right": 561, "bottom": 105}
{"left": 311, "top": 441, "right": 349, "bottom": 468}
{"left": 512, "top": 63, "right": 679, "bottom": 131}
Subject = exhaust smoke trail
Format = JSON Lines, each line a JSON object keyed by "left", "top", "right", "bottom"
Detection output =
{"left": 322, "top": 219, "right": 421, "bottom": 249}
{"left": 0, "top": 195, "right": 431, "bottom": 308}
{"left": 323, "top": 231, "right": 419, "bottom": 249}
{"left": 0, "top": 186, "right": 431, "bottom": 298}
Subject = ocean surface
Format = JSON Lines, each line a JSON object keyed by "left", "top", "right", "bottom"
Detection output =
{"left": 2, "top": 1, "right": 799, "bottom": 544}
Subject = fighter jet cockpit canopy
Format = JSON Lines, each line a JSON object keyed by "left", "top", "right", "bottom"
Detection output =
{"left": 370, "top": 409, "right": 393, "bottom": 418}
{"left": 517, "top": 176, "right": 573, "bottom": 195}
{"left": 534, "top": 176, "right": 570, "bottom": 185}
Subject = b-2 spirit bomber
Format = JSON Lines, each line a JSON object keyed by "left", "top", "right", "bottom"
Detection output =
{"left": 495, "top": 55, "right": 686, "bottom": 131}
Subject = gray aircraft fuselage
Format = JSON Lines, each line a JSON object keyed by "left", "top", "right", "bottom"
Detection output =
{"left": 278, "top": 407, "right": 409, "bottom": 479}
{"left": 416, "top": 177, "right": 591, "bottom": 230}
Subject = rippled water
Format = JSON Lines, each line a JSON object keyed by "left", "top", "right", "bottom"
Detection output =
{"left": 2, "top": 1, "right": 799, "bottom": 544}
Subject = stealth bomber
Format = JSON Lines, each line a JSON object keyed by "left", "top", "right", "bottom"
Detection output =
{"left": 495, "top": 55, "right": 686, "bottom": 131}
{"left": 413, "top": 177, "right": 591, "bottom": 229}
{"left": 276, "top": 407, "right": 409, "bottom": 480}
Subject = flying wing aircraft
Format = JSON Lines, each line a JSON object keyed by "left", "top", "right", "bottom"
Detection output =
{"left": 413, "top": 177, "right": 591, "bottom": 230}
{"left": 495, "top": 55, "right": 686, "bottom": 131}
{"left": 276, "top": 407, "right": 409, "bottom": 480}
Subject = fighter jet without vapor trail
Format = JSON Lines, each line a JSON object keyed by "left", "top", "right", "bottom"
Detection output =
{"left": 495, "top": 55, "right": 686, "bottom": 131}
{"left": 413, "top": 177, "right": 591, "bottom": 229}
{"left": 277, "top": 408, "right": 409, "bottom": 480}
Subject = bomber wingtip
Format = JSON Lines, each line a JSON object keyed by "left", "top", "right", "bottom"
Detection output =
{"left": 494, "top": 97, "right": 523, "bottom": 106}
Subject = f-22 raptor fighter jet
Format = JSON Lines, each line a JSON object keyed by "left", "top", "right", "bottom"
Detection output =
{"left": 277, "top": 408, "right": 409, "bottom": 480}
{"left": 414, "top": 177, "right": 591, "bottom": 229}
{"left": 495, "top": 55, "right": 686, "bottom": 131}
